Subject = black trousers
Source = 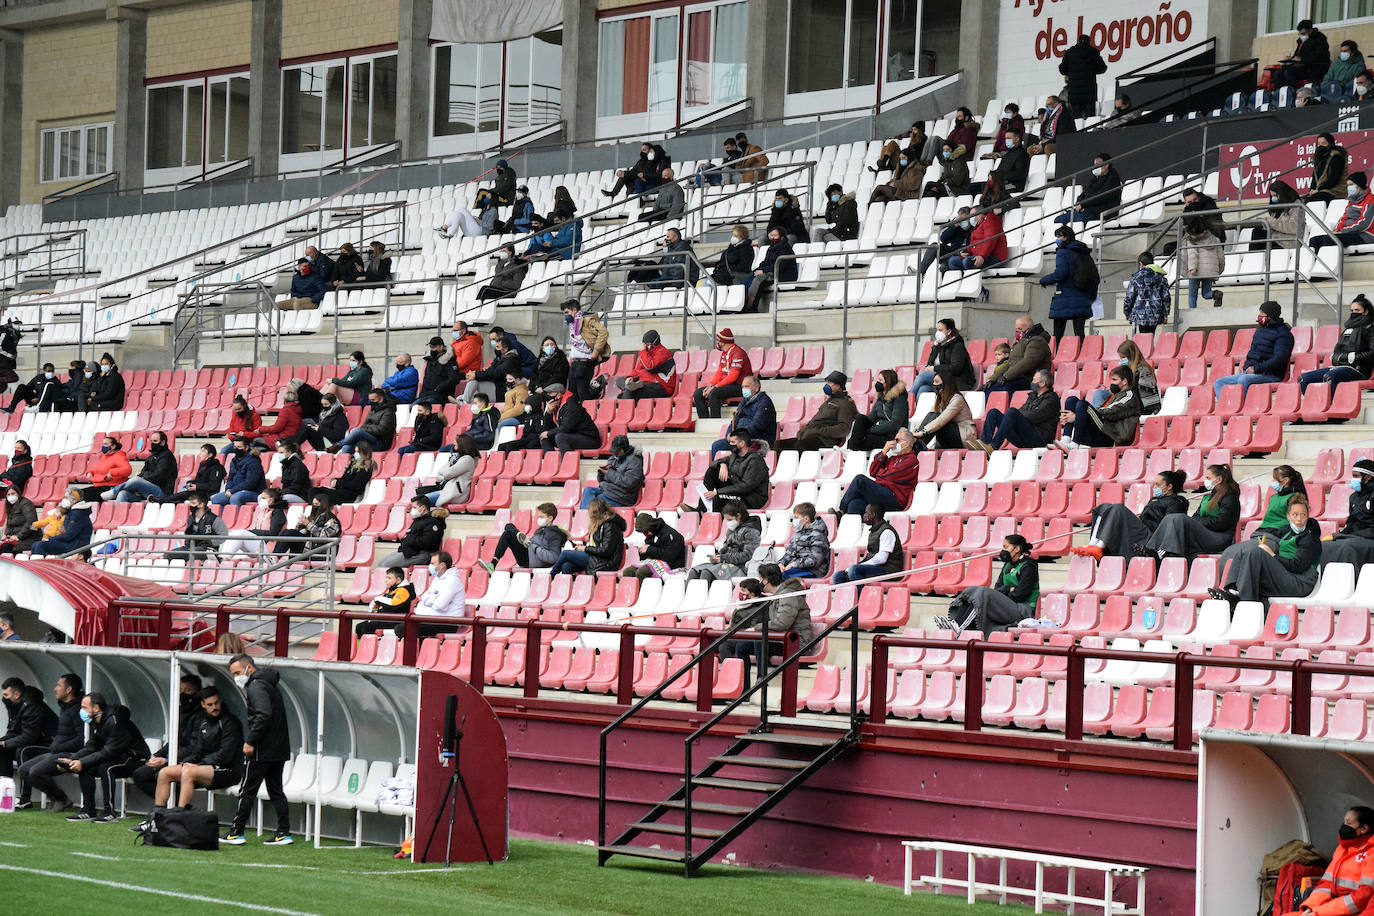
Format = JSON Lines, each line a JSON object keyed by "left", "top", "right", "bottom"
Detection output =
{"left": 16, "top": 750, "right": 62, "bottom": 803}
{"left": 78, "top": 757, "right": 142, "bottom": 816}
{"left": 493, "top": 524, "right": 530, "bottom": 567}
{"left": 1052, "top": 317, "right": 1086, "bottom": 342}
{"left": 693, "top": 383, "right": 742, "bottom": 419}
{"left": 567, "top": 358, "right": 597, "bottom": 402}
{"left": 231, "top": 758, "right": 290, "bottom": 834}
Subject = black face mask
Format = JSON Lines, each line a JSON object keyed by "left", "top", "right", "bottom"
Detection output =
{"left": 1109, "top": 383, "right": 1122, "bottom": 394}
{"left": 875, "top": 383, "right": 886, "bottom": 395}
{"left": 180, "top": 693, "right": 195, "bottom": 711}
{"left": 997, "top": 549, "right": 1013, "bottom": 562}
{"left": 1340, "top": 824, "right": 1360, "bottom": 841}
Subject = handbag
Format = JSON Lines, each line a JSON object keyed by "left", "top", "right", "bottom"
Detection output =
{"left": 137, "top": 806, "right": 221, "bottom": 850}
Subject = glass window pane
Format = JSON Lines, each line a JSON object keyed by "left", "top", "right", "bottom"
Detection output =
{"left": 649, "top": 15, "right": 678, "bottom": 113}
{"left": 506, "top": 36, "right": 532, "bottom": 130}
{"left": 59, "top": 130, "right": 80, "bottom": 179}
{"left": 350, "top": 59, "right": 372, "bottom": 147}
{"left": 597, "top": 20, "right": 627, "bottom": 118}
{"left": 478, "top": 43, "right": 502, "bottom": 133}
{"left": 228, "top": 77, "right": 250, "bottom": 160}
{"left": 1353, "top": 0, "right": 1374, "bottom": 19}
{"left": 433, "top": 45, "right": 475, "bottom": 136}
{"left": 713, "top": 3, "right": 747, "bottom": 105}
{"left": 281, "top": 66, "right": 323, "bottom": 154}
{"left": 323, "top": 64, "right": 345, "bottom": 151}
{"left": 41, "top": 131, "right": 54, "bottom": 182}
{"left": 530, "top": 29, "right": 562, "bottom": 126}
{"left": 208, "top": 81, "right": 227, "bottom": 165}
{"left": 372, "top": 55, "right": 397, "bottom": 144}
{"left": 147, "top": 85, "right": 184, "bottom": 170}
{"left": 887, "top": 0, "right": 918, "bottom": 82}
{"left": 1313, "top": 0, "right": 1342, "bottom": 23}
{"left": 184, "top": 83, "right": 204, "bottom": 168}
{"left": 86, "top": 126, "right": 108, "bottom": 174}
{"left": 848, "top": 0, "right": 878, "bottom": 88}
{"left": 1267, "top": 0, "right": 1298, "bottom": 32}
{"left": 788, "top": 0, "right": 845, "bottom": 94}
{"left": 685, "top": 11, "right": 711, "bottom": 108}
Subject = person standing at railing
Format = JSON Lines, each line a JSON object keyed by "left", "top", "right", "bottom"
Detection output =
{"left": 0, "top": 315, "right": 21, "bottom": 393}
{"left": 561, "top": 300, "right": 609, "bottom": 403}
{"left": 942, "top": 534, "right": 1038, "bottom": 634}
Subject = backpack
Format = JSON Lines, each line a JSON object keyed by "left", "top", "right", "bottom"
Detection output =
{"left": 1258, "top": 839, "right": 1326, "bottom": 916}
{"left": 1070, "top": 249, "right": 1099, "bottom": 294}
{"left": 136, "top": 807, "right": 220, "bottom": 850}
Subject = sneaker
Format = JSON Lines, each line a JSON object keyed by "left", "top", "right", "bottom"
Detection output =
{"left": 66, "top": 811, "right": 95, "bottom": 821}
{"left": 932, "top": 615, "right": 956, "bottom": 630}
{"left": 13, "top": 800, "right": 33, "bottom": 810}
{"left": 129, "top": 821, "right": 148, "bottom": 833}
{"left": 1211, "top": 291, "right": 1224, "bottom": 308}
{"left": 264, "top": 832, "right": 293, "bottom": 846}
{"left": 1131, "top": 543, "right": 1156, "bottom": 559}
{"left": 1070, "top": 545, "right": 1104, "bottom": 560}
{"left": 48, "top": 798, "right": 71, "bottom": 813}
{"left": 221, "top": 831, "right": 246, "bottom": 846}
{"left": 476, "top": 560, "right": 495, "bottom": 574}
{"left": 94, "top": 812, "right": 120, "bottom": 823}
{"left": 966, "top": 438, "right": 994, "bottom": 455}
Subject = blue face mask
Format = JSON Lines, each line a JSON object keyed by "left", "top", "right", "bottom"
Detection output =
{"left": 100, "top": 445, "right": 112, "bottom": 454}
{"left": 899, "top": 158, "right": 909, "bottom": 167}
{"left": 79, "top": 709, "right": 92, "bottom": 723}
{"left": 773, "top": 200, "right": 785, "bottom": 209}
{"left": 564, "top": 314, "right": 575, "bottom": 324}
{"left": 959, "top": 220, "right": 970, "bottom": 230}
{"left": 1354, "top": 478, "right": 1364, "bottom": 492}
{"left": 543, "top": 345, "right": 555, "bottom": 355}
{"left": 822, "top": 384, "right": 834, "bottom": 396}
{"left": 941, "top": 150, "right": 951, "bottom": 160}
{"left": 1152, "top": 486, "right": 1164, "bottom": 498}
{"left": 1269, "top": 480, "right": 1282, "bottom": 492}
{"left": 451, "top": 330, "right": 461, "bottom": 340}
{"left": 100, "top": 364, "right": 111, "bottom": 373}
{"left": 830, "top": 193, "right": 840, "bottom": 203}
{"left": 1290, "top": 522, "right": 1305, "bottom": 534}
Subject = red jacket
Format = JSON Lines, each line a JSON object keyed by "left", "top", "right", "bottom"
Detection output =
{"left": 707, "top": 344, "right": 752, "bottom": 388}
{"left": 228, "top": 408, "right": 262, "bottom": 440}
{"left": 1291, "top": 833, "right": 1374, "bottom": 916}
{"left": 88, "top": 449, "right": 132, "bottom": 486}
{"left": 1337, "top": 190, "right": 1374, "bottom": 235}
{"left": 968, "top": 212, "right": 1008, "bottom": 262}
{"left": 631, "top": 343, "right": 677, "bottom": 395}
{"left": 452, "top": 332, "right": 484, "bottom": 374}
{"left": 868, "top": 450, "right": 920, "bottom": 508}
{"left": 258, "top": 401, "right": 303, "bottom": 448}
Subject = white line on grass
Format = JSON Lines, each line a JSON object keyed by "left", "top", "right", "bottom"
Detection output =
{"left": 72, "top": 851, "right": 120, "bottom": 860}
{"left": 0, "top": 864, "right": 323, "bottom": 916}
{"left": 0, "top": 841, "right": 29, "bottom": 847}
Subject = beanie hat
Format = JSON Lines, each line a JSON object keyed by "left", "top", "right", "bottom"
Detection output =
{"left": 1352, "top": 171, "right": 1369, "bottom": 190}
{"left": 642, "top": 330, "right": 661, "bottom": 346}
{"left": 1355, "top": 458, "right": 1374, "bottom": 477}
{"left": 634, "top": 513, "right": 657, "bottom": 533}
{"left": 428, "top": 335, "right": 445, "bottom": 347}
{"left": 716, "top": 328, "right": 735, "bottom": 346}
{"left": 1259, "top": 301, "right": 1282, "bottom": 320}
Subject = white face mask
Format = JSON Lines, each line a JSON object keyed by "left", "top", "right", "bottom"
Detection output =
{"left": 729, "top": 236, "right": 744, "bottom": 246}
{"left": 4, "top": 494, "right": 15, "bottom": 505}
{"left": 645, "top": 151, "right": 654, "bottom": 161}
{"left": 410, "top": 508, "right": 423, "bottom": 518}
{"left": 725, "top": 520, "right": 739, "bottom": 531}
{"left": 59, "top": 497, "right": 71, "bottom": 509}
{"left": 886, "top": 448, "right": 900, "bottom": 458}
{"left": 258, "top": 496, "right": 270, "bottom": 507}
{"left": 536, "top": 516, "right": 551, "bottom": 527}
{"left": 1096, "top": 166, "right": 1108, "bottom": 176}
{"left": 1360, "top": 83, "right": 1371, "bottom": 96}
{"left": 934, "top": 329, "right": 947, "bottom": 343}
{"left": 233, "top": 674, "right": 249, "bottom": 689}
{"left": 1350, "top": 185, "right": 1363, "bottom": 200}
{"left": 1342, "top": 51, "right": 1352, "bottom": 61}
{"left": 792, "top": 518, "right": 803, "bottom": 531}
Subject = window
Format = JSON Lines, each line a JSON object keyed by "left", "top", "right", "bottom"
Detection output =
{"left": 281, "top": 52, "right": 396, "bottom": 158}
{"left": 1266, "top": 0, "right": 1374, "bottom": 31}
{"left": 39, "top": 122, "right": 112, "bottom": 183}
{"left": 432, "top": 31, "right": 562, "bottom": 146}
{"left": 146, "top": 74, "right": 250, "bottom": 173}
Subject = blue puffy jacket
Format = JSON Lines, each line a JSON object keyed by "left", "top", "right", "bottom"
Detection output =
{"left": 381, "top": 365, "right": 419, "bottom": 403}
{"left": 33, "top": 507, "right": 93, "bottom": 556}
{"left": 224, "top": 452, "right": 265, "bottom": 495}
{"left": 1040, "top": 240, "right": 1096, "bottom": 319}
{"left": 730, "top": 392, "right": 778, "bottom": 444}
{"left": 1244, "top": 320, "right": 1295, "bottom": 378}
{"left": 289, "top": 269, "right": 327, "bottom": 304}
{"left": 529, "top": 219, "right": 583, "bottom": 261}
{"left": 511, "top": 197, "right": 537, "bottom": 233}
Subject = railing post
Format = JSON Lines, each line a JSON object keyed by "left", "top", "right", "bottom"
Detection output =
{"left": 215, "top": 607, "right": 230, "bottom": 646}
{"left": 1291, "top": 658, "right": 1311, "bottom": 737}
{"left": 156, "top": 603, "right": 174, "bottom": 651}
{"left": 759, "top": 610, "right": 771, "bottom": 730}
{"left": 275, "top": 613, "right": 290, "bottom": 657}
{"left": 105, "top": 601, "right": 121, "bottom": 647}
{"left": 336, "top": 615, "right": 352, "bottom": 662}
{"left": 523, "top": 622, "right": 543, "bottom": 699}
{"left": 401, "top": 616, "right": 418, "bottom": 667}
{"left": 695, "top": 630, "right": 716, "bottom": 713}
{"left": 963, "top": 640, "right": 984, "bottom": 732}
{"left": 469, "top": 622, "right": 489, "bottom": 689}
{"left": 1172, "top": 654, "right": 1194, "bottom": 751}
{"left": 870, "top": 636, "right": 889, "bottom": 725}
{"left": 616, "top": 625, "right": 635, "bottom": 706}
{"left": 779, "top": 631, "right": 799, "bottom": 718}
{"left": 1064, "top": 646, "right": 1085, "bottom": 742}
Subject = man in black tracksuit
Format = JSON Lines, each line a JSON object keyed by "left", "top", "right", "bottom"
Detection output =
{"left": 59, "top": 692, "right": 150, "bottom": 821}
{"left": 131, "top": 673, "right": 205, "bottom": 800}
{"left": 148, "top": 686, "right": 244, "bottom": 809}
{"left": 0, "top": 678, "right": 57, "bottom": 777}
{"left": 225, "top": 655, "right": 293, "bottom": 844}
{"left": 15, "top": 671, "right": 84, "bottom": 809}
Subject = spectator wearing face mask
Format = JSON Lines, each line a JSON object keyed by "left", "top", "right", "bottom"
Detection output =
{"left": 912, "top": 319, "right": 974, "bottom": 398}
{"left": 1301, "top": 295, "right": 1374, "bottom": 393}
{"left": 1140, "top": 464, "right": 1240, "bottom": 563}
{"left": 1213, "top": 301, "right": 1295, "bottom": 397}
{"left": 848, "top": 369, "right": 909, "bottom": 451}
{"left": 463, "top": 394, "right": 498, "bottom": 450}
{"left": 0, "top": 484, "right": 37, "bottom": 554}
{"left": 990, "top": 130, "right": 1030, "bottom": 192}
{"left": 1074, "top": 471, "right": 1188, "bottom": 561}
{"left": 688, "top": 500, "right": 761, "bottom": 582}
{"left": 638, "top": 169, "right": 686, "bottom": 224}
{"left": 311, "top": 443, "right": 375, "bottom": 505}
{"left": 221, "top": 395, "right": 262, "bottom": 454}
{"left": 1026, "top": 94, "right": 1076, "bottom": 156}
{"left": 220, "top": 488, "right": 289, "bottom": 557}
{"left": 378, "top": 496, "right": 449, "bottom": 568}
{"left": 540, "top": 385, "right": 601, "bottom": 453}
{"left": 696, "top": 136, "right": 741, "bottom": 187}
{"left": 450, "top": 321, "right": 484, "bottom": 375}
{"left": 1250, "top": 179, "right": 1304, "bottom": 252}
{"left": 838, "top": 429, "right": 919, "bottom": 514}
{"left": 398, "top": 400, "right": 448, "bottom": 455}
{"left": 944, "top": 535, "right": 1038, "bottom": 634}
{"left": 915, "top": 208, "right": 973, "bottom": 276}
{"left": 693, "top": 329, "right": 752, "bottom": 420}
{"left": 925, "top": 139, "right": 971, "bottom": 198}
{"left": 751, "top": 227, "right": 797, "bottom": 309}
{"left": 621, "top": 513, "right": 688, "bottom": 582}
{"left": 870, "top": 153, "right": 926, "bottom": 204}
{"left": 31, "top": 495, "right": 92, "bottom": 556}
{"left": 911, "top": 368, "right": 976, "bottom": 451}
{"left": 164, "top": 490, "right": 229, "bottom": 561}
{"left": 774, "top": 372, "right": 857, "bottom": 452}
{"left": 766, "top": 190, "right": 810, "bottom": 244}
{"left": 628, "top": 227, "right": 698, "bottom": 287}
{"left": 110, "top": 432, "right": 176, "bottom": 502}
{"left": 974, "top": 369, "right": 1060, "bottom": 452}
{"left": 87, "top": 353, "right": 125, "bottom": 411}
{"left": 617, "top": 330, "right": 677, "bottom": 400}
{"left": 280, "top": 258, "right": 327, "bottom": 310}
{"left": 328, "top": 388, "right": 396, "bottom": 455}
{"left": 580, "top": 434, "right": 644, "bottom": 509}
{"left": 709, "top": 375, "right": 775, "bottom": 453}
{"left": 483, "top": 502, "right": 567, "bottom": 571}
{"left": 1059, "top": 365, "right": 1140, "bottom": 449}
{"left": 689, "top": 428, "right": 769, "bottom": 513}
{"left": 1321, "top": 40, "right": 1367, "bottom": 101}
{"left": 1312, "top": 172, "right": 1374, "bottom": 253}
{"left": 1040, "top": 225, "right": 1098, "bottom": 342}
{"left": 735, "top": 132, "right": 769, "bottom": 182}
{"left": 420, "top": 435, "right": 479, "bottom": 507}
{"left": 712, "top": 225, "right": 757, "bottom": 293}
{"left": 819, "top": 184, "right": 859, "bottom": 243}
{"left": 1210, "top": 495, "right": 1321, "bottom": 608}
{"left": 1352, "top": 69, "right": 1374, "bottom": 103}
{"left": 1281, "top": 806, "right": 1374, "bottom": 916}
{"left": 946, "top": 208, "right": 1007, "bottom": 272}
{"left": 603, "top": 142, "right": 670, "bottom": 198}
{"left": 477, "top": 245, "right": 529, "bottom": 301}
{"left": 211, "top": 439, "right": 266, "bottom": 507}
{"left": 1121, "top": 252, "right": 1172, "bottom": 335}
{"left": 777, "top": 502, "right": 831, "bottom": 579}
{"left": 322, "top": 350, "right": 373, "bottom": 407}
{"left": 3, "top": 362, "right": 63, "bottom": 414}
{"left": 70, "top": 437, "right": 131, "bottom": 503}
{"left": 986, "top": 103, "right": 1026, "bottom": 157}
{"left": 509, "top": 185, "right": 537, "bottom": 233}
{"left": 271, "top": 441, "right": 310, "bottom": 505}
{"left": 1308, "top": 133, "right": 1350, "bottom": 203}
{"left": 561, "top": 300, "right": 610, "bottom": 403}
{"left": 380, "top": 353, "right": 419, "bottom": 404}
{"left": 1322, "top": 459, "right": 1374, "bottom": 569}
{"left": 252, "top": 389, "right": 304, "bottom": 450}
{"left": 332, "top": 242, "right": 364, "bottom": 286}
{"left": 532, "top": 337, "right": 569, "bottom": 395}
{"left": 1055, "top": 153, "right": 1122, "bottom": 224}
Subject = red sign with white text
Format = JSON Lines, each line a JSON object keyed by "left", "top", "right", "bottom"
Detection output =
{"left": 1219, "top": 130, "right": 1374, "bottom": 197}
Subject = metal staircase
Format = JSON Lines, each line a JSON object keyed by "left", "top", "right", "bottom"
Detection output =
{"left": 598, "top": 604, "right": 863, "bottom": 876}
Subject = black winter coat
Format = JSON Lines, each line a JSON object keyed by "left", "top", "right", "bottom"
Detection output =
{"left": 242, "top": 668, "right": 290, "bottom": 762}
{"left": 641, "top": 519, "right": 687, "bottom": 568}
{"left": 1, "top": 686, "right": 56, "bottom": 751}
{"left": 278, "top": 455, "right": 311, "bottom": 500}
{"left": 89, "top": 367, "right": 126, "bottom": 410}
{"left": 186, "top": 711, "right": 245, "bottom": 770}
{"left": 47, "top": 697, "right": 83, "bottom": 754}
{"left": 1058, "top": 39, "right": 1107, "bottom": 105}
{"left": 534, "top": 349, "right": 570, "bottom": 392}
{"left": 1332, "top": 315, "right": 1374, "bottom": 378}
{"left": 72, "top": 703, "right": 149, "bottom": 767}
{"left": 399, "top": 513, "right": 446, "bottom": 556}
{"left": 712, "top": 241, "right": 756, "bottom": 285}
{"left": 139, "top": 444, "right": 178, "bottom": 492}
{"left": 190, "top": 457, "right": 227, "bottom": 496}
{"left": 411, "top": 413, "right": 447, "bottom": 452}
{"left": 586, "top": 515, "right": 627, "bottom": 574}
